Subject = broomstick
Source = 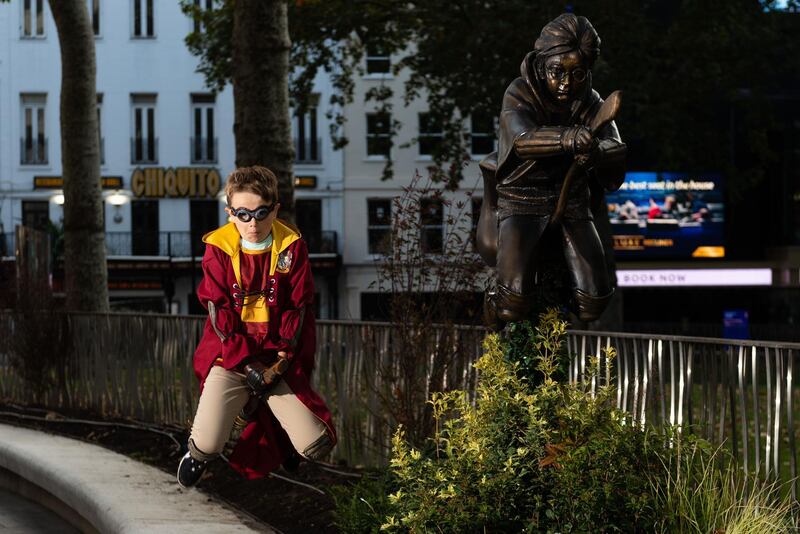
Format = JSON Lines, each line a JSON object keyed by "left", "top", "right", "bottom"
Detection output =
{"left": 550, "top": 90, "right": 622, "bottom": 225}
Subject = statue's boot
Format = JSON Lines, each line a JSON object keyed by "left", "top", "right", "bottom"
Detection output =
{"left": 494, "top": 284, "right": 535, "bottom": 324}
{"left": 483, "top": 290, "right": 506, "bottom": 332}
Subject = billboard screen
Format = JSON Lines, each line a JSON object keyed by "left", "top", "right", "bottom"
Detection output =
{"left": 606, "top": 172, "right": 724, "bottom": 259}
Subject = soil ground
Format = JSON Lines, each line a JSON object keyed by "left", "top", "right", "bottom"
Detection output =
{"left": 0, "top": 403, "right": 361, "bottom": 534}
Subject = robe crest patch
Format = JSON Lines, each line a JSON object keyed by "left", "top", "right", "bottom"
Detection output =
{"left": 276, "top": 250, "right": 293, "bottom": 273}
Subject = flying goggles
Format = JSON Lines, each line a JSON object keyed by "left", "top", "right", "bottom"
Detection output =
{"left": 228, "top": 204, "right": 276, "bottom": 223}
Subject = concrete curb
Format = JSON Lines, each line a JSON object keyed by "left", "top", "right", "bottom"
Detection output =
{"left": 0, "top": 423, "right": 276, "bottom": 533}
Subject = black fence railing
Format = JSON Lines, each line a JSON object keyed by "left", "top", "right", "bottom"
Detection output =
{"left": 4, "top": 230, "right": 337, "bottom": 259}
{"left": 190, "top": 136, "right": 218, "bottom": 164}
{"left": 305, "top": 230, "right": 338, "bottom": 254}
{"left": 294, "top": 137, "right": 322, "bottom": 164}
{"left": 130, "top": 137, "right": 159, "bottom": 164}
{"left": 106, "top": 231, "right": 195, "bottom": 257}
{"left": 105, "top": 230, "right": 339, "bottom": 257}
{"left": 20, "top": 137, "right": 48, "bottom": 165}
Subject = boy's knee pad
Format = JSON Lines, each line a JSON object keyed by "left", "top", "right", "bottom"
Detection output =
{"left": 188, "top": 437, "right": 218, "bottom": 462}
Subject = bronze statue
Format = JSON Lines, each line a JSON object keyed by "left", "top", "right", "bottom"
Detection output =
{"left": 477, "top": 13, "right": 626, "bottom": 329}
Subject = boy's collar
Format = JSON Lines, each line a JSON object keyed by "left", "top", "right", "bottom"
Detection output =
{"left": 203, "top": 218, "right": 301, "bottom": 259}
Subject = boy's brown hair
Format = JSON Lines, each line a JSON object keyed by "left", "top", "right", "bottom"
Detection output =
{"left": 224, "top": 165, "right": 279, "bottom": 206}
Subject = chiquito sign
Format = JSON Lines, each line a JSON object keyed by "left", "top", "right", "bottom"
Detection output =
{"left": 131, "top": 167, "right": 222, "bottom": 198}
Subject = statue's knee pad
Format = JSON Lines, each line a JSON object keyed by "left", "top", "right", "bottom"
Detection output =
{"left": 574, "top": 288, "right": 614, "bottom": 322}
{"left": 301, "top": 431, "right": 334, "bottom": 461}
{"left": 494, "top": 284, "right": 533, "bottom": 323}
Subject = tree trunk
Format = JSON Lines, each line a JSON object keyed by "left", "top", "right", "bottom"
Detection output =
{"left": 48, "top": 0, "right": 108, "bottom": 312}
{"left": 232, "top": 0, "right": 295, "bottom": 221}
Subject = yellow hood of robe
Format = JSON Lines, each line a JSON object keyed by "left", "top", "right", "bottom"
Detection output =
{"left": 203, "top": 218, "right": 302, "bottom": 276}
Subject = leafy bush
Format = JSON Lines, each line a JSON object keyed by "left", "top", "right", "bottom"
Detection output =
{"left": 380, "top": 311, "right": 663, "bottom": 533}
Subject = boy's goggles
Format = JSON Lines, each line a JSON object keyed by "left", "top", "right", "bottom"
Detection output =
{"left": 229, "top": 204, "right": 275, "bottom": 223}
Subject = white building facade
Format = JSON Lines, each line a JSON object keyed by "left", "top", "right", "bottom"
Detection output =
{"left": 338, "top": 48, "right": 493, "bottom": 320}
{"left": 0, "top": 0, "right": 343, "bottom": 316}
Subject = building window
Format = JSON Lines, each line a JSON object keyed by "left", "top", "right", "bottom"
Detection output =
{"left": 89, "top": 0, "right": 100, "bottom": 36}
{"left": 192, "top": 0, "right": 214, "bottom": 33}
{"left": 471, "top": 197, "right": 482, "bottom": 249}
{"left": 420, "top": 197, "right": 443, "bottom": 254}
{"left": 294, "top": 94, "right": 320, "bottom": 164}
{"left": 132, "top": 0, "right": 154, "bottom": 38}
{"left": 97, "top": 93, "right": 104, "bottom": 165}
{"left": 366, "top": 113, "right": 391, "bottom": 158}
{"left": 470, "top": 113, "right": 496, "bottom": 156}
{"left": 191, "top": 94, "right": 216, "bottom": 163}
{"left": 21, "top": 94, "right": 47, "bottom": 165}
{"left": 418, "top": 113, "right": 443, "bottom": 157}
{"left": 131, "top": 94, "right": 157, "bottom": 164}
{"left": 367, "top": 199, "right": 392, "bottom": 254}
{"left": 22, "top": 0, "right": 45, "bottom": 38}
{"left": 365, "top": 43, "right": 390, "bottom": 74}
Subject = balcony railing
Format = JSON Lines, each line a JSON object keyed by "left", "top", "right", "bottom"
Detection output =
{"left": 190, "top": 136, "right": 218, "bottom": 164}
{"left": 130, "top": 137, "right": 159, "bottom": 164}
{"left": 304, "top": 230, "right": 338, "bottom": 254}
{"left": 294, "top": 137, "right": 321, "bottom": 164}
{"left": 20, "top": 137, "right": 48, "bottom": 165}
{"left": 106, "top": 231, "right": 195, "bottom": 257}
{"left": 104, "top": 230, "right": 339, "bottom": 257}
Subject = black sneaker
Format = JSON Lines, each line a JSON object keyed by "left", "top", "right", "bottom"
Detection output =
{"left": 177, "top": 451, "right": 207, "bottom": 488}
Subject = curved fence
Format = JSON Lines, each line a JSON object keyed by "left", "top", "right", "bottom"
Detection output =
{"left": 0, "top": 312, "right": 798, "bottom": 496}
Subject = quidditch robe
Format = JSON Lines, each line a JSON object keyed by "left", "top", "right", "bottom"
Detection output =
{"left": 494, "top": 51, "right": 626, "bottom": 221}
{"left": 193, "top": 219, "right": 336, "bottom": 478}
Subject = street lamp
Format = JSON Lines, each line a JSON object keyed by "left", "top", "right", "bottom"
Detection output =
{"left": 105, "top": 190, "right": 132, "bottom": 224}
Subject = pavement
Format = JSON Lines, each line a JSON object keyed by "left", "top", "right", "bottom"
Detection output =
{"left": 0, "top": 423, "right": 276, "bottom": 533}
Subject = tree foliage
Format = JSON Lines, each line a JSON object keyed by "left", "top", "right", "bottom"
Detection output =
{"left": 184, "top": 0, "right": 800, "bottom": 194}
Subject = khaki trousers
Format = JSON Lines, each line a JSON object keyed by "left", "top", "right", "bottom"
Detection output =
{"left": 188, "top": 365, "right": 328, "bottom": 461}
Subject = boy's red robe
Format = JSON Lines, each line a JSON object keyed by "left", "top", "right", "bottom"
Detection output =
{"left": 194, "top": 219, "right": 336, "bottom": 479}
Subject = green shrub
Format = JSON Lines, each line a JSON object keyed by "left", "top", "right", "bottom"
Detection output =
{"left": 380, "top": 311, "right": 663, "bottom": 533}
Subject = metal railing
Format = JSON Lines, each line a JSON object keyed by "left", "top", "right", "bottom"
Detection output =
{"left": 0, "top": 313, "right": 797, "bottom": 491}
{"left": 190, "top": 136, "right": 218, "bottom": 164}
{"left": 305, "top": 230, "right": 338, "bottom": 254}
{"left": 130, "top": 137, "right": 159, "bottom": 164}
{"left": 20, "top": 137, "right": 48, "bottom": 165}
{"left": 566, "top": 330, "right": 800, "bottom": 498}
{"left": 104, "top": 231, "right": 339, "bottom": 257}
{"left": 294, "top": 137, "right": 322, "bottom": 164}
{"left": 105, "top": 231, "right": 194, "bottom": 257}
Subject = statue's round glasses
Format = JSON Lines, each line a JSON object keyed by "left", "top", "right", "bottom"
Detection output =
{"left": 545, "top": 65, "right": 587, "bottom": 83}
{"left": 228, "top": 204, "right": 275, "bottom": 223}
